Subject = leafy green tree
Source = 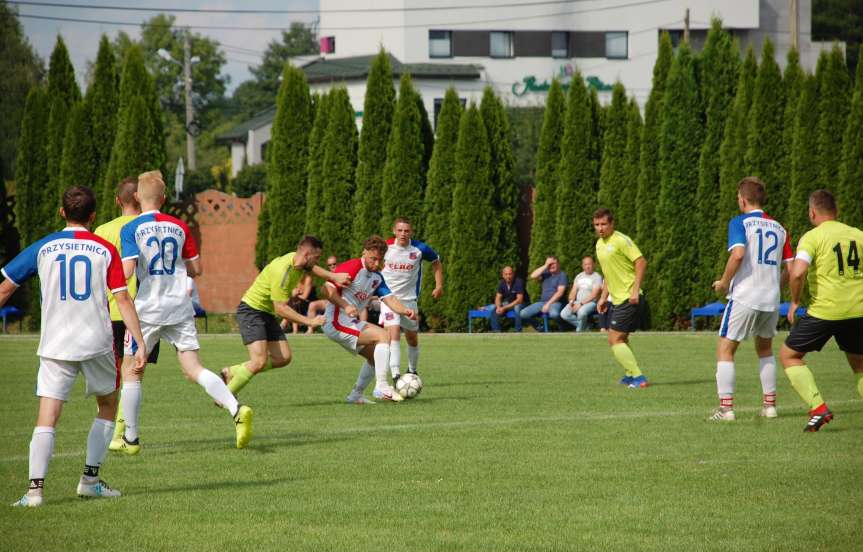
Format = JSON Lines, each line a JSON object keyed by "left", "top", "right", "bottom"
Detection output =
{"left": 598, "top": 82, "right": 628, "bottom": 231}
{"left": 60, "top": 100, "right": 97, "bottom": 191}
{"left": 0, "top": 1, "right": 44, "bottom": 180}
{"left": 88, "top": 35, "right": 119, "bottom": 208}
{"left": 636, "top": 32, "right": 673, "bottom": 251}
{"left": 46, "top": 35, "right": 82, "bottom": 222}
{"left": 655, "top": 43, "right": 704, "bottom": 328}
{"left": 619, "top": 98, "right": 642, "bottom": 237}
{"left": 445, "top": 104, "right": 496, "bottom": 330}
{"left": 420, "top": 87, "right": 462, "bottom": 329}
{"left": 320, "top": 87, "right": 358, "bottom": 261}
{"left": 232, "top": 163, "right": 267, "bottom": 198}
{"left": 812, "top": 0, "right": 861, "bottom": 78}
{"left": 788, "top": 75, "right": 821, "bottom": 242}
{"left": 818, "top": 44, "right": 852, "bottom": 188}
{"left": 265, "top": 64, "right": 312, "bottom": 260}
{"left": 353, "top": 50, "right": 395, "bottom": 248}
{"left": 527, "top": 79, "right": 566, "bottom": 299}
{"left": 779, "top": 48, "right": 805, "bottom": 224}
{"left": 305, "top": 92, "right": 330, "bottom": 238}
{"left": 381, "top": 74, "right": 425, "bottom": 235}
{"left": 588, "top": 87, "right": 604, "bottom": 191}
{"left": 556, "top": 73, "right": 596, "bottom": 272}
{"left": 480, "top": 87, "right": 519, "bottom": 271}
{"left": 840, "top": 58, "right": 863, "bottom": 228}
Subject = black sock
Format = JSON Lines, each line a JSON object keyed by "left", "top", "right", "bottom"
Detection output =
{"left": 83, "top": 465, "right": 100, "bottom": 478}
{"left": 29, "top": 478, "right": 44, "bottom": 491}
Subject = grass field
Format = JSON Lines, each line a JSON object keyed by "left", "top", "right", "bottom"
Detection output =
{"left": 1, "top": 333, "right": 861, "bottom": 551}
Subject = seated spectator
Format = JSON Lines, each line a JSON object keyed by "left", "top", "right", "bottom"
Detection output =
{"left": 560, "top": 256, "right": 603, "bottom": 332}
{"left": 187, "top": 276, "right": 205, "bottom": 317}
{"left": 483, "top": 266, "right": 526, "bottom": 332}
{"left": 519, "top": 256, "right": 567, "bottom": 330}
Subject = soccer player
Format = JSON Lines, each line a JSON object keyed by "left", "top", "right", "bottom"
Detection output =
{"left": 322, "top": 235, "right": 418, "bottom": 403}
{"left": 117, "top": 170, "right": 252, "bottom": 451}
{"left": 709, "top": 177, "right": 793, "bottom": 421}
{"left": 593, "top": 208, "right": 649, "bottom": 388}
{"left": 0, "top": 186, "right": 147, "bottom": 507}
{"left": 380, "top": 217, "right": 443, "bottom": 382}
{"left": 780, "top": 189, "right": 863, "bottom": 432}
{"left": 221, "top": 236, "right": 350, "bottom": 397}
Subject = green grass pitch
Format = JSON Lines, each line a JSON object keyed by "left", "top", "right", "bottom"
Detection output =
{"left": 1, "top": 333, "right": 861, "bottom": 551}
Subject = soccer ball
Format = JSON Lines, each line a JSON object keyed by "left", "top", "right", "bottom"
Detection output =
{"left": 395, "top": 373, "right": 423, "bottom": 399}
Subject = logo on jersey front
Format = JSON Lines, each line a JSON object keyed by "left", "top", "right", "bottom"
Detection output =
{"left": 409, "top": 252, "right": 418, "bottom": 260}
{"left": 386, "top": 262, "right": 415, "bottom": 271}
{"left": 385, "top": 312, "right": 395, "bottom": 320}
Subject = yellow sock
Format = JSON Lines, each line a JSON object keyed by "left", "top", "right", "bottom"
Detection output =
{"left": 611, "top": 343, "right": 642, "bottom": 378}
{"left": 785, "top": 365, "right": 824, "bottom": 410}
{"left": 228, "top": 364, "right": 254, "bottom": 395}
{"left": 856, "top": 372, "right": 863, "bottom": 398}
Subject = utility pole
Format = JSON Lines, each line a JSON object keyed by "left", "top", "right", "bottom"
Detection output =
{"left": 183, "top": 28, "right": 196, "bottom": 171}
{"left": 790, "top": 0, "right": 799, "bottom": 50}
{"left": 684, "top": 8, "right": 690, "bottom": 44}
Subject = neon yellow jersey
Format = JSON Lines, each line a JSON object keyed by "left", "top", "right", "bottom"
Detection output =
{"left": 94, "top": 215, "right": 138, "bottom": 321}
{"left": 595, "top": 231, "right": 643, "bottom": 304}
{"left": 796, "top": 220, "right": 863, "bottom": 320}
{"left": 241, "top": 252, "right": 306, "bottom": 315}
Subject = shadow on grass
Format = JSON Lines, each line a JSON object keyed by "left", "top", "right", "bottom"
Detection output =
{"left": 648, "top": 379, "right": 714, "bottom": 387}
{"left": 433, "top": 380, "right": 526, "bottom": 388}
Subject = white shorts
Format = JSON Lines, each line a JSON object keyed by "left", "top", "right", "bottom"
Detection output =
{"left": 379, "top": 299, "right": 419, "bottom": 332}
{"left": 718, "top": 301, "right": 778, "bottom": 341}
{"left": 37, "top": 353, "right": 119, "bottom": 401}
{"left": 323, "top": 308, "right": 368, "bottom": 354}
{"left": 124, "top": 318, "right": 200, "bottom": 356}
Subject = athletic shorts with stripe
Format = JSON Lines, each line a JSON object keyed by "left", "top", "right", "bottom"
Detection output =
{"left": 718, "top": 300, "right": 778, "bottom": 341}
{"left": 323, "top": 307, "right": 368, "bottom": 354}
{"left": 112, "top": 321, "right": 160, "bottom": 366}
{"left": 124, "top": 318, "right": 200, "bottom": 356}
{"left": 379, "top": 299, "right": 418, "bottom": 332}
{"left": 37, "top": 353, "right": 119, "bottom": 401}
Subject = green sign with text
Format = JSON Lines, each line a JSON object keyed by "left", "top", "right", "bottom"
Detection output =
{"left": 512, "top": 63, "right": 612, "bottom": 96}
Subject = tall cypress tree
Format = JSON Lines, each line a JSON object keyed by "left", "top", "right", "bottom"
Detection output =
{"left": 266, "top": 64, "right": 312, "bottom": 260}
{"left": 588, "top": 87, "right": 604, "bottom": 192}
{"left": 304, "top": 92, "right": 330, "bottom": 238}
{"left": 778, "top": 48, "right": 804, "bottom": 225}
{"left": 840, "top": 58, "right": 863, "bottom": 229}
{"left": 818, "top": 44, "right": 852, "bottom": 189}
{"left": 788, "top": 75, "right": 821, "bottom": 242}
{"left": 60, "top": 100, "right": 97, "bottom": 190}
{"left": 655, "top": 43, "right": 704, "bottom": 328}
{"left": 353, "top": 50, "right": 395, "bottom": 249}
{"left": 320, "top": 87, "right": 358, "bottom": 261}
{"left": 417, "top": 94, "right": 435, "bottom": 187}
{"left": 527, "top": 79, "right": 566, "bottom": 298}
{"left": 636, "top": 32, "right": 673, "bottom": 251}
{"left": 46, "top": 35, "right": 82, "bottom": 224}
{"left": 90, "top": 35, "right": 119, "bottom": 209}
{"left": 598, "top": 82, "right": 629, "bottom": 231}
{"left": 556, "top": 73, "right": 596, "bottom": 272}
{"left": 421, "top": 87, "right": 462, "bottom": 329}
{"left": 445, "top": 104, "right": 496, "bottom": 330}
{"left": 380, "top": 74, "right": 424, "bottom": 235}
{"left": 480, "top": 87, "right": 519, "bottom": 271}
{"left": 619, "top": 98, "right": 642, "bottom": 237}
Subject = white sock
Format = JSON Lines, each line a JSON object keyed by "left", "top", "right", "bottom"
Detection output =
{"left": 354, "top": 362, "right": 374, "bottom": 392}
{"left": 196, "top": 369, "right": 239, "bottom": 417}
{"left": 29, "top": 426, "right": 55, "bottom": 480}
{"left": 85, "top": 418, "right": 115, "bottom": 471}
{"left": 373, "top": 343, "right": 390, "bottom": 390}
{"left": 716, "top": 361, "right": 735, "bottom": 398}
{"left": 408, "top": 345, "right": 419, "bottom": 373}
{"left": 759, "top": 355, "right": 777, "bottom": 395}
{"left": 121, "top": 381, "right": 142, "bottom": 442}
{"left": 389, "top": 340, "right": 401, "bottom": 378}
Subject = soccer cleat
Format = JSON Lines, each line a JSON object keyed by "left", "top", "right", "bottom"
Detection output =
{"left": 345, "top": 390, "right": 375, "bottom": 404}
{"left": 372, "top": 386, "right": 404, "bottom": 402}
{"left": 618, "top": 375, "right": 634, "bottom": 386}
{"left": 11, "top": 494, "right": 42, "bottom": 508}
{"left": 109, "top": 436, "right": 141, "bottom": 456}
{"left": 804, "top": 407, "right": 833, "bottom": 432}
{"left": 77, "top": 479, "right": 121, "bottom": 499}
{"left": 392, "top": 373, "right": 401, "bottom": 385}
{"left": 234, "top": 405, "right": 253, "bottom": 448}
{"left": 628, "top": 375, "right": 649, "bottom": 389}
{"left": 760, "top": 405, "right": 778, "bottom": 418}
{"left": 708, "top": 408, "right": 736, "bottom": 422}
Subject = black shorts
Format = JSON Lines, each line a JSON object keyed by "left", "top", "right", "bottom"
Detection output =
{"left": 111, "top": 321, "right": 160, "bottom": 365}
{"left": 784, "top": 315, "right": 863, "bottom": 355}
{"left": 609, "top": 298, "right": 648, "bottom": 334}
{"left": 237, "top": 301, "right": 286, "bottom": 346}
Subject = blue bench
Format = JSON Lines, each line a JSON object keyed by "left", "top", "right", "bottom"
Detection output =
{"left": 467, "top": 309, "right": 548, "bottom": 333}
{"left": 0, "top": 305, "right": 23, "bottom": 333}
{"left": 690, "top": 302, "right": 806, "bottom": 332}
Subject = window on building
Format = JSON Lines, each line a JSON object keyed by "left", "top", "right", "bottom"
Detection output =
{"left": 552, "top": 31, "right": 569, "bottom": 58}
{"left": 490, "top": 31, "right": 514, "bottom": 58}
{"left": 605, "top": 32, "right": 628, "bottom": 59}
{"left": 429, "top": 30, "right": 452, "bottom": 58}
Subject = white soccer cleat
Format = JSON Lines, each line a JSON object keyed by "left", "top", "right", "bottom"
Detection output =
{"left": 372, "top": 386, "right": 404, "bottom": 402}
{"left": 11, "top": 494, "right": 42, "bottom": 508}
{"left": 345, "top": 390, "right": 375, "bottom": 404}
{"left": 77, "top": 479, "right": 121, "bottom": 499}
{"left": 708, "top": 408, "right": 736, "bottom": 422}
{"left": 760, "top": 405, "right": 778, "bottom": 418}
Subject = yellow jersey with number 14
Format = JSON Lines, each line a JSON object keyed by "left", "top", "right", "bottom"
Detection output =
{"left": 595, "top": 231, "right": 643, "bottom": 305}
{"left": 796, "top": 220, "right": 863, "bottom": 320}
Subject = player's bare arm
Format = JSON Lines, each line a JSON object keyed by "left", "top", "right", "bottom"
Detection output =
{"left": 322, "top": 283, "right": 359, "bottom": 318}
{"left": 0, "top": 279, "right": 15, "bottom": 307}
{"left": 431, "top": 259, "right": 444, "bottom": 299}
{"left": 597, "top": 281, "right": 610, "bottom": 313}
{"left": 382, "top": 295, "right": 417, "bottom": 320}
{"left": 713, "top": 246, "right": 744, "bottom": 295}
{"left": 114, "top": 290, "right": 147, "bottom": 372}
{"left": 185, "top": 256, "right": 202, "bottom": 277}
{"left": 786, "top": 258, "right": 810, "bottom": 324}
{"left": 312, "top": 264, "right": 351, "bottom": 287}
{"left": 122, "top": 258, "right": 137, "bottom": 280}
{"left": 631, "top": 257, "right": 647, "bottom": 304}
{"left": 274, "top": 300, "right": 325, "bottom": 328}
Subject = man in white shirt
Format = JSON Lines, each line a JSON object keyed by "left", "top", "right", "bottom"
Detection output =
{"left": 560, "top": 256, "right": 603, "bottom": 332}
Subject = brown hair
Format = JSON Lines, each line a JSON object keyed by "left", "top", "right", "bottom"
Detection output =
{"left": 393, "top": 216, "right": 412, "bottom": 227}
{"left": 809, "top": 189, "right": 837, "bottom": 215}
{"left": 62, "top": 186, "right": 97, "bottom": 223}
{"left": 297, "top": 235, "right": 323, "bottom": 250}
{"left": 592, "top": 208, "right": 614, "bottom": 223}
{"left": 737, "top": 176, "right": 766, "bottom": 206}
{"left": 362, "top": 235, "right": 388, "bottom": 256}
{"left": 116, "top": 176, "right": 138, "bottom": 206}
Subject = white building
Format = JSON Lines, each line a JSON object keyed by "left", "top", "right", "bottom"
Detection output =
{"left": 221, "top": 0, "right": 836, "bottom": 176}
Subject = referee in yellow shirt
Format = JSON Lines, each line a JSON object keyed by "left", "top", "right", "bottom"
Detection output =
{"left": 780, "top": 190, "right": 863, "bottom": 432}
{"left": 593, "top": 208, "right": 649, "bottom": 388}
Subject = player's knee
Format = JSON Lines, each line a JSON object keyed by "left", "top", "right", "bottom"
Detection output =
{"left": 270, "top": 354, "right": 291, "bottom": 368}
{"left": 247, "top": 357, "right": 268, "bottom": 372}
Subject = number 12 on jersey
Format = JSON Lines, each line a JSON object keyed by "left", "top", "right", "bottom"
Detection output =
{"left": 755, "top": 229, "right": 778, "bottom": 265}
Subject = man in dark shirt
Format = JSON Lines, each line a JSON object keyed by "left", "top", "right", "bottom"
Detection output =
{"left": 484, "top": 266, "right": 526, "bottom": 332}
{"left": 519, "top": 256, "right": 568, "bottom": 330}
